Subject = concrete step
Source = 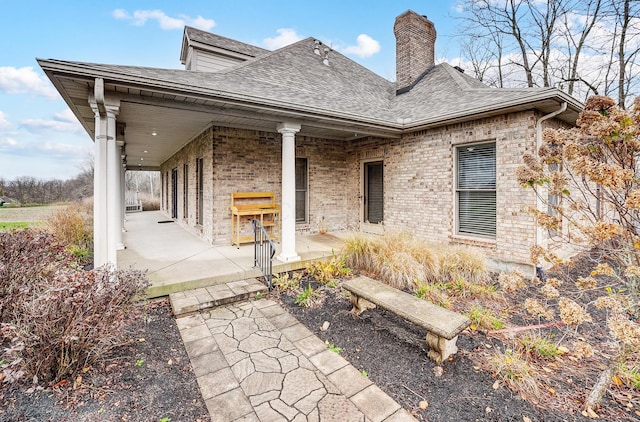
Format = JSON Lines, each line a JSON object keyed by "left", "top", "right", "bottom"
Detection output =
{"left": 169, "top": 278, "right": 268, "bottom": 317}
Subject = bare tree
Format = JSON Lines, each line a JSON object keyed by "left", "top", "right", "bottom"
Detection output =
{"left": 611, "top": 0, "right": 640, "bottom": 108}
{"left": 558, "top": 0, "right": 603, "bottom": 96}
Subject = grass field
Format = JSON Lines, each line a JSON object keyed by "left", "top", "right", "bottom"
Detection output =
{"left": 0, "top": 221, "right": 41, "bottom": 231}
{"left": 0, "top": 204, "right": 68, "bottom": 223}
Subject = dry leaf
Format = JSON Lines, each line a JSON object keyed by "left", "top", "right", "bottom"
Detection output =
{"left": 473, "top": 366, "right": 481, "bottom": 370}
{"left": 612, "top": 375, "right": 623, "bottom": 386}
{"left": 557, "top": 346, "right": 570, "bottom": 354}
{"left": 523, "top": 417, "right": 532, "bottom": 422}
{"left": 73, "top": 375, "right": 82, "bottom": 389}
{"left": 547, "top": 386, "right": 555, "bottom": 395}
{"left": 167, "top": 359, "right": 173, "bottom": 366}
{"left": 492, "top": 380, "right": 500, "bottom": 390}
{"left": 433, "top": 366, "right": 444, "bottom": 377}
{"left": 542, "top": 366, "right": 552, "bottom": 373}
{"left": 485, "top": 344, "right": 493, "bottom": 348}
{"left": 486, "top": 407, "right": 493, "bottom": 413}
{"left": 419, "top": 400, "right": 429, "bottom": 410}
{"left": 138, "top": 338, "right": 146, "bottom": 342}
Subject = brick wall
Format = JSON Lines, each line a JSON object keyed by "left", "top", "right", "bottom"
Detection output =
{"left": 161, "top": 126, "right": 351, "bottom": 246}
{"left": 161, "top": 112, "right": 544, "bottom": 264}
{"left": 160, "top": 127, "right": 213, "bottom": 240}
{"left": 347, "top": 111, "right": 539, "bottom": 264}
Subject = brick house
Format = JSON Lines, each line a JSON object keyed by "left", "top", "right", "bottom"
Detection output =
{"left": 39, "top": 10, "right": 581, "bottom": 269}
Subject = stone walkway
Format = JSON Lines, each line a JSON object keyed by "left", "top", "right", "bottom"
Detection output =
{"left": 175, "top": 298, "right": 417, "bottom": 422}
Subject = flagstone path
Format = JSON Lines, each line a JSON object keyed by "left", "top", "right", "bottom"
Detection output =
{"left": 175, "top": 297, "right": 417, "bottom": 422}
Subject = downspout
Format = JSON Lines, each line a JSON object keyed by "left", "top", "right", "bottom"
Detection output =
{"left": 534, "top": 101, "right": 567, "bottom": 274}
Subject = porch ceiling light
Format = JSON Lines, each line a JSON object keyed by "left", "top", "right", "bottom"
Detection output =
{"left": 151, "top": 131, "right": 158, "bottom": 136}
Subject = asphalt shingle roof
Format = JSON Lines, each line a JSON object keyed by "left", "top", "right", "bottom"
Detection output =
{"left": 42, "top": 32, "right": 577, "bottom": 128}
{"left": 183, "top": 26, "right": 269, "bottom": 58}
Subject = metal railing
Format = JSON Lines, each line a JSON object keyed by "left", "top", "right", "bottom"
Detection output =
{"left": 253, "top": 219, "right": 276, "bottom": 291}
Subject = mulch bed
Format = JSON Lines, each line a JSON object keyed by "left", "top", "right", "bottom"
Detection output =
{"left": 2, "top": 253, "right": 638, "bottom": 421}
{"left": 274, "top": 266, "right": 637, "bottom": 422}
{"left": 276, "top": 284, "right": 571, "bottom": 421}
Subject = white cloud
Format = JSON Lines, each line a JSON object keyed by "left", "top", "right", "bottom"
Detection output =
{"left": 53, "top": 109, "right": 79, "bottom": 124}
{"left": 40, "top": 141, "right": 85, "bottom": 156}
{"left": 342, "top": 34, "right": 380, "bottom": 58}
{"left": 112, "top": 9, "right": 215, "bottom": 31}
{"left": 263, "top": 28, "right": 303, "bottom": 50}
{"left": 0, "top": 67, "right": 58, "bottom": 98}
{"left": 0, "top": 111, "right": 12, "bottom": 131}
{"left": 0, "top": 137, "right": 18, "bottom": 148}
{"left": 20, "top": 117, "right": 82, "bottom": 134}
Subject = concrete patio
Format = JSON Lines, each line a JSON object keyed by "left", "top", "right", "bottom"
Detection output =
{"left": 118, "top": 211, "right": 348, "bottom": 298}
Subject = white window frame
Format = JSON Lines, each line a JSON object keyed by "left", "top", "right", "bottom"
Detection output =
{"left": 455, "top": 141, "right": 497, "bottom": 239}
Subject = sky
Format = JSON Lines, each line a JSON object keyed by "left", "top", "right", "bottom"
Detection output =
{"left": 0, "top": 1, "right": 465, "bottom": 181}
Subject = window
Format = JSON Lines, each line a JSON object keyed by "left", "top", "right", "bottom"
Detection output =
{"left": 196, "top": 158, "right": 204, "bottom": 226}
{"left": 295, "top": 158, "right": 308, "bottom": 223}
{"left": 456, "top": 142, "right": 496, "bottom": 238}
{"left": 183, "top": 163, "right": 188, "bottom": 219}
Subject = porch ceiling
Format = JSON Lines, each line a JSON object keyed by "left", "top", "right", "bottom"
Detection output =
{"left": 52, "top": 75, "right": 401, "bottom": 171}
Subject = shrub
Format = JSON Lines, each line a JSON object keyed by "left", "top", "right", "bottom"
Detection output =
{"left": 489, "top": 349, "right": 539, "bottom": 399}
{"left": 0, "top": 229, "right": 77, "bottom": 320}
{"left": 295, "top": 283, "right": 320, "bottom": 308}
{"left": 273, "top": 271, "right": 302, "bottom": 293}
{"left": 306, "top": 252, "right": 352, "bottom": 284}
{"left": 45, "top": 202, "right": 93, "bottom": 262}
{"left": 0, "top": 229, "right": 149, "bottom": 386}
{"left": 518, "top": 335, "right": 561, "bottom": 359}
{"left": 467, "top": 305, "right": 506, "bottom": 330}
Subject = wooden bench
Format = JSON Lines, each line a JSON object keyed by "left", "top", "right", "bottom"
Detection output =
{"left": 230, "top": 192, "right": 281, "bottom": 247}
{"left": 343, "top": 276, "right": 471, "bottom": 364}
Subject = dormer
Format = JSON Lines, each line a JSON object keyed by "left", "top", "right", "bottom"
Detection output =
{"left": 180, "top": 26, "right": 269, "bottom": 72}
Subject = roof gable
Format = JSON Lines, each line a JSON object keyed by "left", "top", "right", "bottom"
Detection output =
{"left": 180, "top": 26, "right": 269, "bottom": 65}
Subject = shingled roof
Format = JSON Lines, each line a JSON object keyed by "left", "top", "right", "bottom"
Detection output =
{"left": 40, "top": 26, "right": 582, "bottom": 133}
{"left": 179, "top": 26, "right": 269, "bottom": 64}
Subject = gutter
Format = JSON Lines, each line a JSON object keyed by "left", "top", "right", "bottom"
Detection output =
{"left": 534, "top": 101, "right": 567, "bottom": 266}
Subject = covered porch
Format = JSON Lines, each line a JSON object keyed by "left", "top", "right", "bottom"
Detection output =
{"left": 118, "top": 210, "right": 349, "bottom": 298}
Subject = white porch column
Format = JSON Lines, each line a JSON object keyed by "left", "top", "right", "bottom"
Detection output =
{"left": 91, "top": 107, "right": 108, "bottom": 267}
{"left": 90, "top": 83, "right": 120, "bottom": 268}
{"left": 276, "top": 122, "right": 301, "bottom": 263}
{"left": 114, "top": 140, "right": 125, "bottom": 249}
{"left": 106, "top": 107, "right": 122, "bottom": 263}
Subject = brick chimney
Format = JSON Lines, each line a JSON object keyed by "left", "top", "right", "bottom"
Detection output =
{"left": 394, "top": 10, "right": 437, "bottom": 90}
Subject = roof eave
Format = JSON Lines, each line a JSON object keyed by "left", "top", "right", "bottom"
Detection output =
{"left": 403, "top": 90, "right": 583, "bottom": 131}
{"left": 37, "top": 58, "right": 402, "bottom": 136}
